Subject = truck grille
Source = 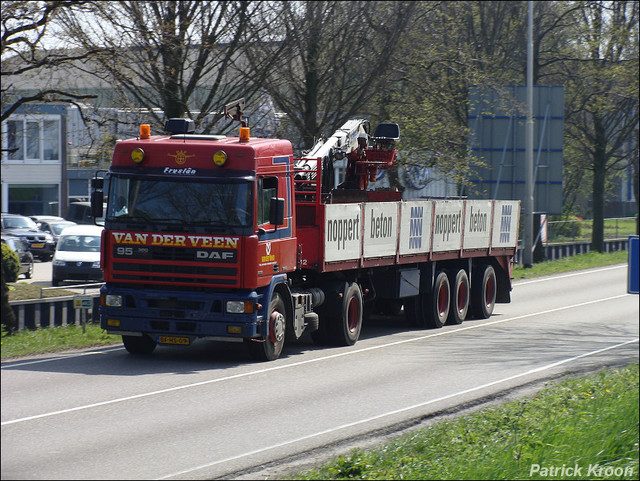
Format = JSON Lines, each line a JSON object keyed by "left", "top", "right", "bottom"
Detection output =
{"left": 111, "top": 262, "right": 237, "bottom": 286}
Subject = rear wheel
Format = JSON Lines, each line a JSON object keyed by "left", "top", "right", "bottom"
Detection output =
{"left": 471, "top": 264, "right": 496, "bottom": 319}
{"left": 246, "top": 292, "right": 286, "bottom": 361}
{"left": 447, "top": 269, "right": 469, "bottom": 325}
{"left": 122, "top": 334, "right": 157, "bottom": 354}
{"left": 430, "top": 270, "right": 450, "bottom": 328}
{"left": 330, "top": 282, "right": 363, "bottom": 346}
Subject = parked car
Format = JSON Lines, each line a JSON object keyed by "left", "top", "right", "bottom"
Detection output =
{"left": 1, "top": 234, "right": 34, "bottom": 279}
{"left": 35, "top": 219, "right": 77, "bottom": 247}
{"left": 1, "top": 213, "right": 56, "bottom": 261}
{"left": 52, "top": 224, "right": 104, "bottom": 286}
{"left": 66, "top": 202, "right": 106, "bottom": 225}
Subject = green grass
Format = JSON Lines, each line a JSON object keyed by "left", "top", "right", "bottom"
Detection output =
{"left": 1, "top": 323, "right": 119, "bottom": 359}
{"left": 512, "top": 250, "right": 628, "bottom": 280}
{"left": 6, "top": 282, "right": 78, "bottom": 301}
{"left": 549, "top": 217, "right": 636, "bottom": 244}
{"left": 290, "top": 364, "right": 639, "bottom": 480}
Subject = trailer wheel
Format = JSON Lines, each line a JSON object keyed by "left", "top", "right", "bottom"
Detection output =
{"left": 246, "top": 292, "right": 286, "bottom": 361}
{"left": 122, "top": 334, "right": 156, "bottom": 355}
{"left": 471, "top": 265, "right": 496, "bottom": 319}
{"left": 330, "top": 282, "right": 363, "bottom": 346}
{"left": 447, "top": 269, "right": 469, "bottom": 325}
{"left": 430, "top": 270, "right": 450, "bottom": 328}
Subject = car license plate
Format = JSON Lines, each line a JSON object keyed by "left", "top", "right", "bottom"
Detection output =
{"left": 31, "top": 243, "right": 44, "bottom": 248}
{"left": 157, "top": 335, "right": 190, "bottom": 345}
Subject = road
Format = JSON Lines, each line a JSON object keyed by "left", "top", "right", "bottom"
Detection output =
{"left": 2, "top": 264, "right": 638, "bottom": 480}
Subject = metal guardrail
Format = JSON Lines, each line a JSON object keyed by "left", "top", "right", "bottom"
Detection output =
{"left": 515, "top": 238, "right": 630, "bottom": 265}
{"left": 9, "top": 283, "right": 103, "bottom": 331}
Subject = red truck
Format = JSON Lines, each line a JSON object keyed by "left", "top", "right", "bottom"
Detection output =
{"left": 93, "top": 104, "right": 520, "bottom": 361}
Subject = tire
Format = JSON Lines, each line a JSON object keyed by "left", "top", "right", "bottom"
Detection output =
{"left": 447, "top": 269, "right": 469, "bottom": 325}
{"left": 430, "top": 270, "right": 450, "bottom": 328}
{"left": 51, "top": 278, "right": 61, "bottom": 287}
{"left": 330, "top": 282, "right": 363, "bottom": 346}
{"left": 245, "top": 292, "right": 286, "bottom": 361}
{"left": 24, "top": 259, "right": 33, "bottom": 279}
{"left": 471, "top": 264, "right": 496, "bottom": 319}
{"left": 122, "top": 334, "right": 157, "bottom": 354}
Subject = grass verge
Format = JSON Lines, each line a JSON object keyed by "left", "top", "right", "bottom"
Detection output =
{"left": 512, "top": 249, "right": 628, "bottom": 280}
{"left": 1, "top": 324, "right": 119, "bottom": 359}
{"left": 289, "top": 364, "right": 639, "bottom": 480}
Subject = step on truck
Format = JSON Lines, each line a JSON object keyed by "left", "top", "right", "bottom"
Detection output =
{"left": 92, "top": 100, "right": 520, "bottom": 361}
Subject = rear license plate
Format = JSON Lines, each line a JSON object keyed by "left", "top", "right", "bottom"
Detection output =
{"left": 31, "top": 243, "right": 44, "bottom": 248}
{"left": 157, "top": 335, "right": 190, "bottom": 345}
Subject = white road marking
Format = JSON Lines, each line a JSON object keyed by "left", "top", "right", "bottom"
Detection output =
{"left": 1, "top": 293, "right": 633, "bottom": 427}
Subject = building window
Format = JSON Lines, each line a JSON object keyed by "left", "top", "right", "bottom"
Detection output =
{"left": 2, "top": 116, "right": 60, "bottom": 162}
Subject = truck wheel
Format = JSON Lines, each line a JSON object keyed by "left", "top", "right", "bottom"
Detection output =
{"left": 122, "top": 334, "right": 157, "bottom": 354}
{"left": 471, "top": 265, "right": 496, "bottom": 319}
{"left": 429, "top": 270, "right": 450, "bottom": 328}
{"left": 447, "top": 269, "right": 469, "bottom": 325}
{"left": 246, "top": 292, "right": 286, "bottom": 361}
{"left": 330, "top": 282, "right": 363, "bottom": 346}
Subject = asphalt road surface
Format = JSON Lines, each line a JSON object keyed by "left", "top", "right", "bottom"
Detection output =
{"left": 2, "top": 264, "right": 638, "bottom": 480}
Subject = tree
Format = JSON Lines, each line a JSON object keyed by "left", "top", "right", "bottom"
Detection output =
{"left": 381, "top": 1, "right": 529, "bottom": 191}
{"left": 561, "top": 0, "right": 639, "bottom": 250}
{"left": 245, "top": 0, "right": 417, "bottom": 151}
{"left": 1, "top": 0, "right": 98, "bottom": 123}
{"left": 59, "top": 1, "right": 271, "bottom": 132}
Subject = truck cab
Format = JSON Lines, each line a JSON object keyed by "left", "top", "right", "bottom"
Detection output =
{"left": 96, "top": 119, "right": 297, "bottom": 360}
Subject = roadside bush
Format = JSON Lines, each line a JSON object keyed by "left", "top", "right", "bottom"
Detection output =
{"left": 549, "top": 215, "right": 583, "bottom": 240}
{"left": 1, "top": 243, "right": 20, "bottom": 283}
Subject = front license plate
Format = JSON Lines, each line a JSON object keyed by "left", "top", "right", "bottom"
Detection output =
{"left": 31, "top": 243, "right": 44, "bottom": 248}
{"left": 157, "top": 335, "right": 190, "bottom": 345}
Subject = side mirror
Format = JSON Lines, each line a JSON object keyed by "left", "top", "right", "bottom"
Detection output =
{"left": 91, "top": 191, "right": 104, "bottom": 218}
{"left": 270, "top": 198, "right": 285, "bottom": 227}
{"left": 91, "top": 178, "right": 104, "bottom": 189}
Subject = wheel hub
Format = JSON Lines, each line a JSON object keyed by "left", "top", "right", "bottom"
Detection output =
{"left": 269, "top": 311, "right": 285, "bottom": 344}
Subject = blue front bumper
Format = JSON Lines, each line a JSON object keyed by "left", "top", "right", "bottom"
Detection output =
{"left": 99, "top": 285, "right": 266, "bottom": 339}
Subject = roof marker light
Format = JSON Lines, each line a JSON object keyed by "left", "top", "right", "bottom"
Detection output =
{"left": 131, "top": 148, "right": 145, "bottom": 164}
{"left": 213, "top": 150, "right": 227, "bottom": 167}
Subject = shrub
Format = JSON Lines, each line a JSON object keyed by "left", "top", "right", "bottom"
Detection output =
{"left": 549, "top": 215, "right": 583, "bottom": 240}
{"left": 1, "top": 243, "right": 20, "bottom": 283}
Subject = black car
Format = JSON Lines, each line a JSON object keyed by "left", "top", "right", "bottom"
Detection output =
{"left": 1, "top": 213, "right": 56, "bottom": 261}
{"left": 1, "top": 235, "right": 34, "bottom": 279}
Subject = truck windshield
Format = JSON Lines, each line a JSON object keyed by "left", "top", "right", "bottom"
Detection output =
{"left": 106, "top": 176, "right": 252, "bottom": 229}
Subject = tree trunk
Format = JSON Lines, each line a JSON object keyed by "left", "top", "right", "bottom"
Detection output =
{"left": 591, "top": 119, "right": 607, "bottom": 252}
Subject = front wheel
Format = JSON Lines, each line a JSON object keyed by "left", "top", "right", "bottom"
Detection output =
{"left": 245, "top": 292, "right": 286, "bottom": 361}
{"left": 122, "top": 334, "right": 157, "bottom": 354}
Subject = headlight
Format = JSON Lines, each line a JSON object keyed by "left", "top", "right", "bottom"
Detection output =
{"left": 52, "top": 259, "right": 65, "bottom": 266}
{"left": 105, "top": 294, "right": 122, "bottom": 307}
{"left": 92, "top": 261, "right": 101, "bottom": 268}
{"left": 226, "top": 300, "right": 254, "bottom": 314}
{"left": 45, "top": 234, "right": 54, "bottom": 242}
